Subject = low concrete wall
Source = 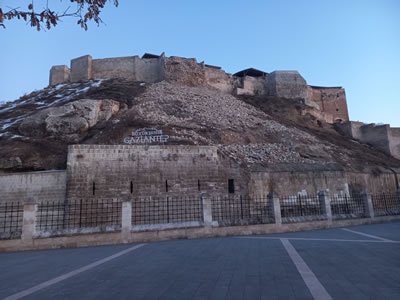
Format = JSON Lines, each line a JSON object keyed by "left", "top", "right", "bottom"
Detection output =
{"left": 2, "top": 215, "right": 400, "bottom": 252}
{"left": 0, "top": 170, "right": 67, "bottom": 203}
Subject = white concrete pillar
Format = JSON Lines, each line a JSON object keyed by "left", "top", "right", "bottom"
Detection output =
{"left": 21, "top": 201, "right": 38, "bottom": 242}
{"left": 121, "top": 201, "right": 132, "bottom": 234}
{"left": 361, "top": 190, "right": 375, "bottom": 219}
{"left": 268, "top": 193, "right": 281, "bottom": 225}
{"left": 318, "top": 190, "right": 332, "bottom": 224}
{"left": 201, "top": 193, "right": 213, "bottom": 227}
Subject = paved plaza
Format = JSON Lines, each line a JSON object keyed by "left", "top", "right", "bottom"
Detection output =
{"left": 1, "top": 222, "right": 400, "bottom": 299}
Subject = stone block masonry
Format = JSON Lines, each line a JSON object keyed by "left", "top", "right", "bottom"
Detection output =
{"left": 49, "top": 65, "right": 70, "bottom": 86}
{"left": 338, "top": 122, "right": 400, "bottom": 160}
{"left": 66, "top": 145, "right": 247, "bottom": 201}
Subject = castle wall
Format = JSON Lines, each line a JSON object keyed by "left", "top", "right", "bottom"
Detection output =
{"left": 359, "top": 124, "right": 392, "bottom": 155}
{"left": 132, "top": 57, "right": 165, "bottom": 83}
{"left": 92, "top": 56, "right": 136, "bottom": 80}
{"left": 0, "top": 171, "right": 67, "bottom": 203}
{"left": 70, "top": 55, "right": 92, "bottom": 82}
{"left": 307, "top": 86, "right": 349, "bottom": 122}
{"left": 389, "top": 128, "right": 400, "bottom": 160}
{"left": 248, "top": 170, "right": 399, "bottom": 197}
{"left": 66, "top": 145, "right": 247, "bottom": 201}
{"left": 268, "top": 71, "right": 308, "bottom": 99}
{"left": 337, "top": 121, "right": 400, "bottom": 160}
{"left": 49, "top": 65, "right": 70, "bottom": 86}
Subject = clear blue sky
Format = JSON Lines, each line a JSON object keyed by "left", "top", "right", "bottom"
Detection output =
{"left": 1, "top": 0, "right": 399, "bottom": 126}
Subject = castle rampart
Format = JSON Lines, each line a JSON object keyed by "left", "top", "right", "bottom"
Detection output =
{"left": 338, "top": 121, "right": 400, "bottom": 160}
{"left": 48, "top": 53, "right": 349, "bottom": 124}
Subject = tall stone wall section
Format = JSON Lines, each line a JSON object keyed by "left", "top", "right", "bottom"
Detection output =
{"left": 0, "top": 171, "right": 67, "bottom": 203}
{"left": 307, "top": 86, "right": 349, "bottom": 123}
{"left": 390, "top": 128, "right": 400, "bottom": 160}
{"left": 66, "top": 145, "right": 246, "bottom": 201}
{"left": 337, "top": 122, "right": 400, "bottom": 160}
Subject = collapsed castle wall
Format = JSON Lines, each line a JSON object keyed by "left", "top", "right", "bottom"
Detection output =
{"left": 0, "top": 171, "right": 67, "bottom": 204}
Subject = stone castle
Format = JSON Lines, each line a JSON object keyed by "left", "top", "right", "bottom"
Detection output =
{"left": 0, "top": 52, "right": 399, "bottom": 206}
{"left": 49, "top": 53, "right": 349, "bottom": 124}
{"left": 49, "top": 53, "right": 400, "bottom": 161}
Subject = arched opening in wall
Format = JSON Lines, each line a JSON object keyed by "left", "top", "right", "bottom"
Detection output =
{"left": 92, "top": 182, "right": 96, "bottom": 196}
{"left": 198, "top": 180, "right": 201, "bottom": 191}
{"left": 165, "top": 180, "right": 168, "bottom": 193}
{"left": 130, "top": 181, "right": 133, "bottom": 194}
{"left": 228, "top": 179, "right": 235, "bottom": 194}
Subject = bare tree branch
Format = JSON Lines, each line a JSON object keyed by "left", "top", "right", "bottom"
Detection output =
{"left": 0, "top": 0, "right": 119, "bottom": 31}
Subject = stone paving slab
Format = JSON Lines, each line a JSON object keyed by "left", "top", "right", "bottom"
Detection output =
{"left": 1, "top": 221, "right": 400, "bottom": 300}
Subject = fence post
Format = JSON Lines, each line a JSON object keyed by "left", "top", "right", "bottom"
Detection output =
{"left": 21, "top": 199, "right": 38, "bottom": 243}
{"left": 121, "top": 200, "right": 132, "bottom": 241}
{"left": 201, "top": 193, "right": 213, "bottom": 227}
{"left": 318, "top": 190, "right": 332, "bottom": 224}
{"left": 361, "top": 190, "right": 375, "bottom": 219}
{"left": 268, "top": 193, "right": 281, "bottom": 225}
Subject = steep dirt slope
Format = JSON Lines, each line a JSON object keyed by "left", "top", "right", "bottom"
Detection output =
{"left": 0, "top": 78, "right": 399, "bottom": 173}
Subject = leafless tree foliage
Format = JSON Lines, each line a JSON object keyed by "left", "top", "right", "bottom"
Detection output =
{"left": 0, "top": 0, "right": 119, "bottom": 31}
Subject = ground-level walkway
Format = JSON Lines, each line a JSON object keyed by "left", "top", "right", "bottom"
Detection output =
{"left": 1, "top": 222, "right": 400, "bottom": 299}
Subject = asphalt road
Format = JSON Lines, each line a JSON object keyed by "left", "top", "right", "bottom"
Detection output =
{"left": 1, "top": 222, "right": 400, "bottom": 299}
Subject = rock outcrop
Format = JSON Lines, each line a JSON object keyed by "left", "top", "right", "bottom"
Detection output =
{"left": 18, "top": 99, "right": 122, "bottom": 142}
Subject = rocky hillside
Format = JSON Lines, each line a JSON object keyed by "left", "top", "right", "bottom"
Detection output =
{"left": 1, "top": 78, "right": 399, "bottom": 173}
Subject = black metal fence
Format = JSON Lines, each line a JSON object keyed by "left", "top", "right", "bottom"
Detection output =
{"left": 330, "top": 194, "right": 366, "bottom": 219}
{"left": 0, "top": 202, "right": 23, "bottom": 239}
{"left": 211, "top": 195, "right": 274, "bottom": 226}
{"left": 132, "top": 196, "right": 203, "bottom": 226}
{"left": 371, "top": 193, "right": 400, "bottom": 216}
{"left": 280, "top": 194, "right": 326, "bottom": 223}
{"left": 37, "top": 199, "right": 122, "bottom": 232}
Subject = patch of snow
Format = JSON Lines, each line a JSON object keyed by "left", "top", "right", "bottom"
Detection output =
{"left": 91, "top": 79, "right": 103, "bottom": 88}
{"left": 11, "top": 134, "right": 25, "bottom": 139}
{"left": 55, "top": 83, "right": 67, "bottom": 90}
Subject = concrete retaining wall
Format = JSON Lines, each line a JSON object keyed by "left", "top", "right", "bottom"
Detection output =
{"left": 0, "top": 170, "right": 67, "bottom": 203}
{"left": 249, "top": 170, "right": 399, "bottom": 196}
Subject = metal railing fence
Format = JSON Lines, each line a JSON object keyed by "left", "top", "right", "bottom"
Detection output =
{"left": 0, "top": 202, "right": 23, "bottom": 239}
